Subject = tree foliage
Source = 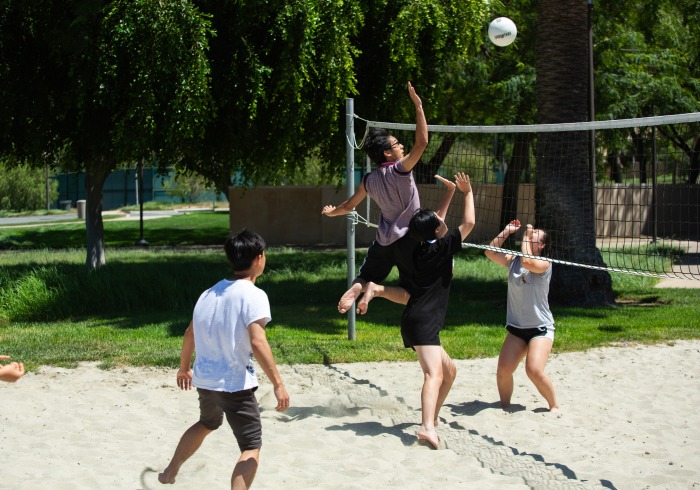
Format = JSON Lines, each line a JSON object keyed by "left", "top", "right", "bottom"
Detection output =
{"left": 0, "top": 159, "right": 58, "bottom": 211}
{"left": 0, "top": 0, "right": 214, "bottom": 268}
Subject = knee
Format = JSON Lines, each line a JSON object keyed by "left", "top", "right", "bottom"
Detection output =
{"left": 424, "top": 370, "right": 443, "bottom": 385}
{"left": 496, "top": 365, "right": 512, "bottom": 380}
{"left": 525, "top": 364, "right": 546, "bottom": 382}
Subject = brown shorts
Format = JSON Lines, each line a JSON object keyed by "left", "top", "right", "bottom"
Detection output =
{"left": 197, "top": 387, "right": 262, "bottom": 451}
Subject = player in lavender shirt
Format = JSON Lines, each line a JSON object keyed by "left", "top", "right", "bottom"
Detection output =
{"left": 322, "top": 82, "right": 428, "bottom": 314}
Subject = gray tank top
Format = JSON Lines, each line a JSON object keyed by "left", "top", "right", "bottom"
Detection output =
{"left": 506, "top": 256, "right": 555, "bottom": 329}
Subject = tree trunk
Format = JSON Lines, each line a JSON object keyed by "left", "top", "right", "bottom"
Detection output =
{"left": 690, "top": 136, "right": 700, "bottom": 185}
{"left": 500, "top": 133, "right": 532, "bottom": 231}
{"left": 85, "top": 163, "right": 110, "bottom": 270}
{"left": 608, "top": 149, "right": 623, "bottom": 183}
{"left": 536, "top": 0, "right": 614, "bottom": 306}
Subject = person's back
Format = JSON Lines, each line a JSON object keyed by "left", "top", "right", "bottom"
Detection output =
{"left": 158, "top": 228, "right": 289, "bottom": 488}
{"left": 192, "top": 278, "right": 270, "bottom": 392}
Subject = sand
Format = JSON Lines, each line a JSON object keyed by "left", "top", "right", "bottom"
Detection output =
{"left": 1, "top": 341, "right": 699, "bottom": 490}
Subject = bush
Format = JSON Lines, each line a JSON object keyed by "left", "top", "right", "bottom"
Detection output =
{"left": 0, "top": 159, "right": 58, "bottom": 211}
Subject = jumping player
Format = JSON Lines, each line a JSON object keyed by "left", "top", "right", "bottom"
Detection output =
{"left": 322, "top": 81, "right": 428, "bottom": 314}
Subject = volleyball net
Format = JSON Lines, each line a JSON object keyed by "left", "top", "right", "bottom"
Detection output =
{"left": 348, "top": 113, "right": 700, "bottom": 280}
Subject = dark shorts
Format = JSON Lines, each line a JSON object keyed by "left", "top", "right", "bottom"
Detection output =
{"left": 506, "top": 324, "right": 554, "bottom": 344}
{"left": 358, "top": 235, "right": 417, "bottom": 292}
{"left": 197, "top": 387, "right": 262, "bottom": 451}
{"left": 400, "top": 303, "right": 443, "bottom": 348}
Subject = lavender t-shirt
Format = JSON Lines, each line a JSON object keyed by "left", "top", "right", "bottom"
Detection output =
{"left": 363, "top": 160, "right": 420, "bottom": 246}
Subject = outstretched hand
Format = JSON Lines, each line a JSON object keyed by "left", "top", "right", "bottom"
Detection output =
{"left": 321, "top": 205, "right": 336, "bottom": 216}
{"left": 408, "top": 81, "right": 422, "bottom": 108}
{"left": 454, "top": 172, "right": 472, "bottom": 194}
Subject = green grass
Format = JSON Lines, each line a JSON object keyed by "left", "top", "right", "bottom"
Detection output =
{"left": 1, "top": 242, "right": 698, "bottom": 372}
{"left": 0, "top": 211, "right": 230, "bottom": 249}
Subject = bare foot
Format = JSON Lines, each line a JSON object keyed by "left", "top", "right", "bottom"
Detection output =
{"left": 356, "top": 281, "right": 380, "bottom": 315}
{"left": 338, "top": 283, "right": 363, "bottom": 314}
{"left": 158, "top": 465, "right": 179, "bottom": 485}
{"left": 417, "top": 426, "right": 439, "bottom": 450}
{"left": 157, "top": 470, "right": 176, "bottom": 484}
{"left": 549, "top": 405, "right": 560, "bottom": 415}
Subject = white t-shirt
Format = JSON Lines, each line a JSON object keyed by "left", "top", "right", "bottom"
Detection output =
{"left": 191, "top": 278, "right": 271, "bottom": 392}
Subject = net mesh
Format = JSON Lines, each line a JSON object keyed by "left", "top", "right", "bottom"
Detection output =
{"left": 350, "top": 113, "right": 700, "bottom": 280}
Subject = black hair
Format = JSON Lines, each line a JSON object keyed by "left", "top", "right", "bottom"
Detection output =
{"left": 408, "top": 208, "right": 439, "bottom": 242}
{"left": 224, "top": 228, "right": 266, "bottom": 272}
{"left": 364, "top": 127, "right": 392, "bottom": 165}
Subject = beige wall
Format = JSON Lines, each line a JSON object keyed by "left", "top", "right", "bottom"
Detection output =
{"left": 229, "top": 186, "right": 376, "bottom": 246}
{"left": 229, "top": 184, "right": 698, "bottom": 246}
{"left": 229, "top": 184, "right": 534, "bottom": 246}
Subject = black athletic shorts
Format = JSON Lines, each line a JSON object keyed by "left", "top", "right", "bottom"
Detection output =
{"left": 358, "top": 235, "right": 417, "bottom": 293}
{"left": 506, "top": 324, "right": 552, "bottom": 343}
{"left": 197, "top": 387, "right": 262, "bottom": 451}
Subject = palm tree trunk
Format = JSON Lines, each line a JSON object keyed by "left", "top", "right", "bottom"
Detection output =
{"left": 536, "top": 0, "right": 614, "bottom": 306}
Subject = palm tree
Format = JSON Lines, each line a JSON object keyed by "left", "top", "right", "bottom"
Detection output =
{"left": 535, "top": 0, "right": 614, "bottom": 305}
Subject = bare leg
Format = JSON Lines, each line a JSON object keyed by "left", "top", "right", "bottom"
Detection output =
{"left": 496, "top": 334, "right": 527, "bottom": 409}
{"left": 524, "top": 338, "right": 559, "bottom": 412}
{"left": 356, "top": 282, "right": 410, "bottom": 315}
{"left": 414, "top": 345, "right": 444, "bottom": 449}
{"left": 231, "top": 449, "right": 260, "bottom": 490}
{"left": 159, "top": 422, "right": 213, "bottom": 484}
{"left": 434, "top": 347, "right": 457, "bottom": 424}
{"left": 338, "top": 279, "right": 366, "bottom": 314}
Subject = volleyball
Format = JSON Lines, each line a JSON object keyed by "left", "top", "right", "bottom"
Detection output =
{"left": 488, "top": 17, "right": 517, "bottom": 47}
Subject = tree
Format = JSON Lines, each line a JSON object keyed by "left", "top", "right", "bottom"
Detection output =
{"left": 535, "top": 0, "right": 615, "bottom": 306}
{"left": 0, "top": 0, "right": 213, "bottom": 268}
{"left": 183, "top": 0, "right": 489, "bottom": 192}
{"left": 594, "top": 0, "right": 700, "bottom": 184}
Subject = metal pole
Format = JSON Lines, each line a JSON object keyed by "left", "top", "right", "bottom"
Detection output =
{"left": 45, "top": 164, "right": 50, "bottom": 210}
{"left": 652, "top": 126, "right": 658, "bottom": 242}
{"left": 345, "top": 98, "right": 356, "bottom": 340}
{"left": 135, "top": 157, "right": 149, "bottom": 246}
{"left": 588, "top": 0, "right": 597, "bottom": 229}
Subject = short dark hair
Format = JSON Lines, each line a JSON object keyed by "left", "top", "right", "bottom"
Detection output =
{"left": 224, "top": 228, "right": 266, "bottom": 272}
{"left": 409, "top": 208, "right": 439, "bottom": 242}
{"left": 364, "top": 127, "right": 392, "bottom": 165}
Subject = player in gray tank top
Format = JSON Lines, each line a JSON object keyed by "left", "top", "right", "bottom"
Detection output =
{"left": 485, "top": 220, "right": 560, "bottom": 413}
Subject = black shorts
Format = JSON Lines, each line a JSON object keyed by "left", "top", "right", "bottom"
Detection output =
{"left": 506, "top": 325, "right": 553, "bottom": 344}
{"left": 358, "top": 235, "right": 417, "bottom": 292}
{"left": 400, "top": 301, "right": 443, "bottom": 348}
{"left": 197, "top": 387, "right": 262, "bottom": 451}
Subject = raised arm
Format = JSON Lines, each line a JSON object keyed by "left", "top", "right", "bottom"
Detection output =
{"left": 521, "top": 224, "right": 551, "bottom": 274}
{"left": 485, "top": 220, "right": 521, "bottom": 267}
{"left": 321, "top": 182, "right": 368, "bottom": 217}
{"left": 433, "top": 174, "right": 456, "bottom": 221}
{"left": 400, "top": 82, "right": 428, "bottom": 172}
{"left": 455, "top": 173, "right": 475, "bottom": 241}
